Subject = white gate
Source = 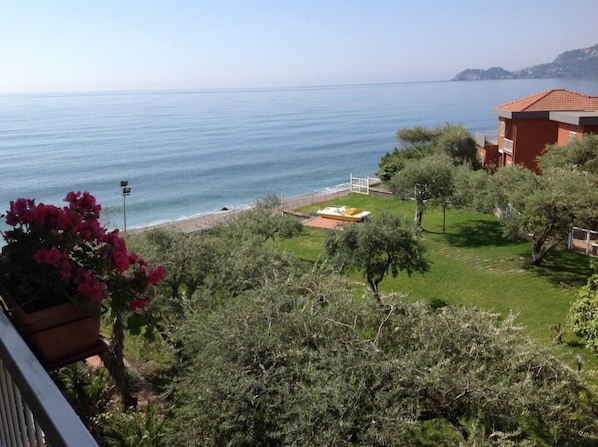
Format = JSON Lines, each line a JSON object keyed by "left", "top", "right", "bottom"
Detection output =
{"left": 350, "top": 174, "right": 370, "bottom": 195}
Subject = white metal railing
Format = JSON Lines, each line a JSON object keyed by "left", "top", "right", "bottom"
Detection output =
{"left": 0, "top": 311, "right": 98, "bottom": 447}
{"left": 502, "top": 138, "right": 513, "bottom": 154}
{"left": 0, "top": 364, "right": 45, "bottom": 447}
{"left": 281, "top": 184, "right": 351, "bottom": 210}
{"left": 350, "top": 174, "right": 370, "bottom": 195}
{"left": 136, "top": 175, "right": 386, "bottom": 234}
{"left": 475, "top": 131, "right": 498, "bottom": 147}
{"left": 569, "top": 227, "right": 598, "bottom": 257}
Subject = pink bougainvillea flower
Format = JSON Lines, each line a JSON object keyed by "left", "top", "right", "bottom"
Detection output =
{"left": 103, "top": 230, "right": 130, "bottom": 273}
{"left": 32, "top": 203, "right": 64, "bottom": 228}
{"left": 128, "top": 252, "right": 148, "bottom": 267}
{"left": 33, "top": 247, "right": 64, "bottom": 268}
{"left": 65, "top": 191, "right": 102, "bottom": 218}
{"left": 1, "top": 191, "right": 164, "bottom": 318}
{"left": 129, "top": 297, "right": 150, "bottom": 312}
{"left": 76, "top": 269, "right": 107, "bottom": 303}
{"left": 145, "top": 265, "right": 165, "bottom": 290}
{"left": 6, "top": 198, "right": 35, "bottom": 226}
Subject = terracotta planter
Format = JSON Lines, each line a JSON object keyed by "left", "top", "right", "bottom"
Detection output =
{"left": 3, "top": 297, "right": 107, "bottom": 369}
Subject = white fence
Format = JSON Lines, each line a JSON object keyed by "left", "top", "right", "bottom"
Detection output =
{"left": 350, "top": 175, "right": 369, "bottom": 194}
{"left": 349, "top": 174, "right": 382, "bottom": 195}
{"left": 281, "top": 184, "right": 351, "bottom": 210}
{"left": 141, "top": 175, "right": 387, "bottom": 234}
{"left": 568, "top": 227, "right": 598, "bottom": 257}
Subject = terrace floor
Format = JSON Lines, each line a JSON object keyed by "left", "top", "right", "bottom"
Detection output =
{"left": 302, "top": 216, "right": 347, "bottom": 230}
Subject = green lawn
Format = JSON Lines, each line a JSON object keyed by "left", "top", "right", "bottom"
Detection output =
{"left": 279, "top": 193, "right": 597, "bottom": 375}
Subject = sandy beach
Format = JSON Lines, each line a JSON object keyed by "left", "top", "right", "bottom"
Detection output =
{"left": 131, "top": 185, "right": 353, "bottom": 234}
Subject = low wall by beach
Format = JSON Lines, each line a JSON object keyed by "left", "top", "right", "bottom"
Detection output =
{"left": 136, "top": 184, "right": 351, "bottom": 234}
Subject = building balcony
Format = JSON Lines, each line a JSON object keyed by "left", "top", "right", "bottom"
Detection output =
{"left": 475, "top": 131, "right": 498, "bottom": 147}
{"left": 0, "top": 310, "right": 98, "bottom": 447}
{"left": 501, "top": 138, "right": 513, "bottom": 154}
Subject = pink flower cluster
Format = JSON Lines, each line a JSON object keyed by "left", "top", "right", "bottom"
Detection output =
{"left": 2, "top": 192, "right": 164, "bottom": 314}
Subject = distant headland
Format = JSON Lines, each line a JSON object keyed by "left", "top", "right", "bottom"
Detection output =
{"left": 452, "top": 43, "right": 598, "bottom": 81}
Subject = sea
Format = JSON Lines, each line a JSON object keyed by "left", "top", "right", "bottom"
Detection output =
{"left": 2, "top": 78, "right": 598, "bottom": 232}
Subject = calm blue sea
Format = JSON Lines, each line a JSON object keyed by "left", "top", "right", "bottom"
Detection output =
{"left": 2, "top": 78, "right": 598, "bottom": 231}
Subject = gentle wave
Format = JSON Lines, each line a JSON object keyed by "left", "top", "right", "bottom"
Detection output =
{"left": 2, "top": 78, "right": 598, "bottom": 231}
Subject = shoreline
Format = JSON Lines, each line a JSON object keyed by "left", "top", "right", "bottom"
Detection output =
{"left": 129, "top": 183, "right": 354, "bottom": 234}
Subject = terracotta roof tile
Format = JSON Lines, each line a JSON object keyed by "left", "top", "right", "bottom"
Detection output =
{"left": 497, "top": 89, "right": 598, "bottom": 112}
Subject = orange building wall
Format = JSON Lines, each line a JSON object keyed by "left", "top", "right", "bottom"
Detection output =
{"left": 557, "top": 123, "right": 598, "bottom": 145}
{"left": 557, "top": 123, "right": 584, "bottom": 145}
{"left": 512, "top": 119, "right": 559, "bottom": 172}
{"left": 478, "top": 143, "right": 499, "bottom": 169}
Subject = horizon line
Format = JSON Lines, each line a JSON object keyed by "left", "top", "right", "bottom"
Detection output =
{"left": 0, "top": 79, "right": 458, "bottom": 97}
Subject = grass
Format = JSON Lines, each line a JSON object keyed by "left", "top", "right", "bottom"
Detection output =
{"left": 278, "top": 193, "right": 597, "bottom": 377}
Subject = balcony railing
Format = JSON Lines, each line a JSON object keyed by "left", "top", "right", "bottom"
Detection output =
{"left": 0, "top": 310, "right": 98, "bottom": 447}
{"left": 475, "top": 131, "right": 498, "bottom": 147}
{"left": 502, "top": 138, "right": 513, "bottom": 154}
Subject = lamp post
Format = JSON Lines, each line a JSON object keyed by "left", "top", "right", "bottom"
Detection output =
{"left": 121, "top": 180, "right": 131, "bottom": 234}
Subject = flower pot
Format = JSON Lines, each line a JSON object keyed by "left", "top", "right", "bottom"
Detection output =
{"left": 3, "top": 297, "right": 107, "bottom": 369}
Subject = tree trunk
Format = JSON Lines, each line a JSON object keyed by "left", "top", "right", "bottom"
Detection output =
{"left": 414, "top": 199, "right": 424, "bottom": 229}
{"left": 368, "top": 279, "right": 381, "bottom": 303}
{"left": 529, "top": 239, "right": 556, "bottom": 266}
{"left": 442, "top": 203, "right": 446, "bottom": 234}
{"left": 529, "top": 248, "right": 543, "bottom": 266}
{"left": 528, "top": 224, "right": 556, "bottom": 266}
{"left": 100, "top": 312, "right": 135, "bottom": 407}
{"left": 366, "top": 271, "right": 382, "bottom": 303}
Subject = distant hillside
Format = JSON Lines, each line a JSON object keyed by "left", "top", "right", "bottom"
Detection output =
{"left": 452, "top": 43, "right": 598, "bottom": 81}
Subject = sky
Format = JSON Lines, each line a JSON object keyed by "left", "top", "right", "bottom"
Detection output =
{"left": 1, "top": 0, "right": 597, "bottom": 94}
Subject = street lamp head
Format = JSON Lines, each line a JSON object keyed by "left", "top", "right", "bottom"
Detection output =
{"left": 121, "top": 182, "right": 131, "bottom": 233}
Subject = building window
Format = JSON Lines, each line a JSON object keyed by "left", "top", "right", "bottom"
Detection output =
{"left": 569, "top": 131, "right": 577, "bottom": 142}
{"left": 499, "top": 121, "right": 505, "bottom": 137}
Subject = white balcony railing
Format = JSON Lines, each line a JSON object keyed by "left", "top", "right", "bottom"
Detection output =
{"left": 475, "top": 131, "right": 498, "bottom": 147}
{"left": 0, "top": 310, "right": 98, "bottom": 447}
{"left": 502, "top": 138, "right": 513, "bottom": 154}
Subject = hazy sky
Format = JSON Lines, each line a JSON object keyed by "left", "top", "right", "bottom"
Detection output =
{"left": 2, "top": 0, "right": 597, "bottom": 93}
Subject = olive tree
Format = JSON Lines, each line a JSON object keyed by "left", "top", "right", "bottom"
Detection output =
{"left": 491, "top": 138, "right": 598, "bottom": 266}
{"left": 390, "top": 155, "right": 456, "bottom": 231}
{"left": 231, "top": 195, "right": 303, "bottom": 242}
{"left": 127, "top": 228, "right": 213, "bottom": 300}
{"left": 324, "top": 212, "right": 429, "bottom": 301}
{"left": 378, "top": 124, "right": 477, "bottom": 181}
{"left": 539, "top": 134, "right": 598, "bottom": 231}
{"left": 435, "top": 123, "right": 478, "bottom": 166}
{"left": 539, "top": 134, "right": 598, "bottom": 176}
{"left": 164, "top": 282, "right": 598, "bottom": 446}
{"left": 569, "top": 261, "right": 598, "bottom": 352}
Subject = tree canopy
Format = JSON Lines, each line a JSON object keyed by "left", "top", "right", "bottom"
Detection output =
{"left": 569, "top": 260, "right": 598, "bottom": 352}
{"left": 229, "top": 195, "right": 303, "bottom": 242}
{"left": 164, "top": 284, "right": 598, "bottom": 446}
{"left": 390, "top": 154, "right": 456, "bottom": 230}
{"left": 378, "top": 123, "right": 478, "bottom": 181}
{"left": 116, "top": 195, "right": 598, "bottom": 446}
{"left": 324, "top": 213, "right": 429, "bottom": 300}
{"left": 539, "top": 134, "right": 598, "bottom": 176}
{"left": 488, "top": 136, "right": 598, "bottom": 265}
